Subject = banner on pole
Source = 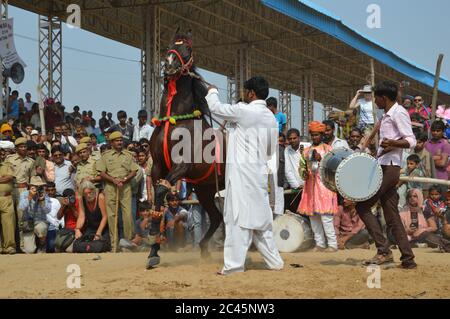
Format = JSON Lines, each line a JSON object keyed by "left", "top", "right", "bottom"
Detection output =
{"left": 0, "top": 18, "right": 26, "bottom": 68}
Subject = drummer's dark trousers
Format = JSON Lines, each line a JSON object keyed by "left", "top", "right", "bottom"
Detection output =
{"left": 355, "top": 165, "right": 415, "bottom": 264}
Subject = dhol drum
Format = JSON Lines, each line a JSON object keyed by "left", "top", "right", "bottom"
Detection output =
{"left": 320, "top": 148, "right": 383, "bottom": 202}
{"left": 273, "top": 211, "right": 314, "bottom": 253}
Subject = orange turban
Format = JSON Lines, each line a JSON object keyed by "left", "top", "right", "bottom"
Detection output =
{"left": 308, "top": 121, "right": 326, "bottom": 133}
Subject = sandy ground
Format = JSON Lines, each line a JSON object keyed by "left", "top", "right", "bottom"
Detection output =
{"left": 0, "top": 247, "right": 449, "bottom": 299}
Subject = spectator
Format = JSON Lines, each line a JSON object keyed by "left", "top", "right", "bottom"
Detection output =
{"left": 133, "top": 109, "right": 154, "bottom": 142}
{"left": 73, "top": 181, "right": 110, "bottom": 253}
{"left": 36, "top": 143, "right": 55, "bottom": 183}
{"left": 71, "top": 106, "right": 82, "bottom": 121}
{"left": 425, "top": 121, "right": 450, "bottom": 193}
{"left": 112, "top": 110, "right": 133, "bottom": 145}
{"left": 412, "top": 132, "right": 432, "bottom": 178}
{"left": 107, "top": 112, "right": 115, "bottom": 126}
{"left": 19, "top": 176, "right": 50, "bottom": 254}
{"left": 284, "top": 128, "right": 306, "bottom": 212}
{"left": 30, "top": 103, "right": 41, "bottom": 130}
{"left": 61, "top": 123, "right": 78, "bottom": 150}
{"left": 334, "top": 199, "right": 370, "bottom": 249}
{"left": 412, "top": 96, "right": 431, "bottom": 128}
{"left": 119, "top": 201, "right": 158, "bottom": 252}
{"left": 298, "top": 121, "right": 338, "bottom": 252}
{"left": 45, "top": 182, "right": 62, "bottom": 253}
{"left": 0, "top": 145, "right": 16, "bottom": 254}
{"left": 424, "top": 185, "right": 449, "bottom": 239}
{"left": 52, "top": 146, "right": 75, "bottom": 196}
{"left": 398, "top": 154, "right": 425, "bottom": 209}
{"left": 348, "top": 127, "right": 363, "bottom": 151}
{"left": 0, "top": 123, "right": 14, "bottom": 141}
{"left": 278, "top": 132, "right": 286, "bottom": 146}
{"left": 348, "top": 85, "right": 376, "bottom": 135}
{"left": 24, "top": 93, "right": 35, "bottom": 112}
{"left": 322, "top": 120, "right": 349, "bottom": 150}
{"left": 161, "top": 191, "right": 189, "bottom": 251}
{"left": 436, "top": 104, "right": 450, "bottom": 121}
{"left": 441, "top": 191, "right": 450, "bottom": 240}
{"left": 398, "top": 188, "right": 450, "bottom": 252}
{"left": 7, "top": 90, "right": 19, "bottom": 120}
{"left": 44, "top": 99, "right": 63, "bottom": 131}
{"left": 99, "top": 111, "right": 110, "bottom": 131}
{"left": 266, "top": 97, "right": 287, "bottom": 134}
{"left": 30, "top": 130, "right": 40, "bottom": 144}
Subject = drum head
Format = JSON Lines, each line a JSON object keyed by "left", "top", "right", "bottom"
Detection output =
{"left": 335, "top": 153, "right": 383, "bottom": 202}
{"left": 273, "top": 213, "right": 305, "bottom": 253}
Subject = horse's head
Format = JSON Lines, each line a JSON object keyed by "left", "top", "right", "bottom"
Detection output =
{"left": 164, "top": 31, "right": 193, "bottom": 78}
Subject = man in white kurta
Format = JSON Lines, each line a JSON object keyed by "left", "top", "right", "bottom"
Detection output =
{"left": 205, "top": 76, "right": 284, "bottom": 275}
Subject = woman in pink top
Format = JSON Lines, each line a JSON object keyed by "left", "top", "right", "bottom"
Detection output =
{"left": 399, "top": 189, "right": 450, "bottom": 251}
{"left": 436, "top": 105, "right": 450, "bottom": 121}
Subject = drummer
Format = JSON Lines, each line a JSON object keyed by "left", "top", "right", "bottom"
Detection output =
{"left": 297, "top": 121, "right": 338, "bottom": 252}
{"left": 356, "top": 81, "right": 417, "bottom": 269}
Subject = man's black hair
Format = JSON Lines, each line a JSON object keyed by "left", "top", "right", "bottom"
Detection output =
{"left": 287, "top": 128, "right": 300, "bottom": 137}
{"left": 416, "top": 132, "right": 428, "bottom": 143}
{"left": 429, "top": 184, "right": 442, "bottom": 196}
{"left": 26, "top": 140, "right": 37, "bottom": 150}
{"left": 62, "top": 188, "right": 75, "bottom": 197}
{"left": 46, "top": 182, "right": 56, "bottom": 188}
{"left": 350, "top": 127, "right": 363, "bottom": 135}
{"left": 139, "top": 138, "right": 149, "bottom": 145}
{"left": 431, "top": 120, "right": 445, "bottom": 132}
{"left": 279, "top": 132, "right": 286, "bottom": 139}
{"left": 36, "top": 143, "right": 47, "bottom": 151}
{"left": 243, "top": 76, "right": 269, "bottom": 100}
{"left": 373, "top": 81, "right": 398, "bottom": 101}
{"left": 138, "top": 201, "right": 152, "bottom": 211}
{"left": 51, "top": 145, "right": 63, "bottom": 154}
{"left": 117, "top": 110, "right": 127, "bottom": 119}
{"left": 90, "top": 133, "right": 97, "bottom": 139}
{"left": 11, "top": 90, "right": 18, "bottom": 96}
{"left": 406, "top": 154, "right": 421, "bottom": 164}
{"left": 266, "top": 97, "right": 277, "bottom": 108}
{"left": 322, "top": 120, "right": 335, "bottom": 130}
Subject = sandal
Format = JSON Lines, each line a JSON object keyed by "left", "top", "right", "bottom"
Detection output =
{"left": 362, "top": 252, "right": 393, "bottom": 266}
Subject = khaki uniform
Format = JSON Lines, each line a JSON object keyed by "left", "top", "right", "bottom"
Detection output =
{"left": 75, "top": 157, "right": 98, "bottom": 188}
{"left": 97, "top": 149, "right": 139, "bottom": 245}
{"left": 0, "top": 160, "right": 16, "bottom": 253}
{"left": 91, "top": 150, "right": 101, "bottom": 161}
{"left": 145, "top": 156, "right": 154, "bottom": 201}
{"left": 5, "top": 154, "right": 35, "bottom": 251}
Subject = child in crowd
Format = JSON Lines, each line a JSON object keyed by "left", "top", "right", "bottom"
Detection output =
{"left": 398, "top": 154, "right": 425, "bottom": 209}
{"left": 424, "top": 187, "right": 450, "bottom": 240}
{"left": 161, "top": 191, "right": 189, "bottom": 251}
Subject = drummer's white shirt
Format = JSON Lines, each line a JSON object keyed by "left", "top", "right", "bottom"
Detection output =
{"left": 331, "top": 136, "right": 349, "bottom": 150}
{"left": 284, "top": 145, "right": 305, "bottom": 189}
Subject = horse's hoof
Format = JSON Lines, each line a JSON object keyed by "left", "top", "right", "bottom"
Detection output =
{"left": 201, "top": 249, "right": 211, "bottom": 259}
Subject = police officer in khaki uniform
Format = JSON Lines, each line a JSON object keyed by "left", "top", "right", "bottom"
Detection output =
{"left": 0, "top": 145, "right": 16, "bottom": 254}
{"left": 75, "top": 143, "right": 101, "bottom": 190}
{"left": 97, "top": 131, "right": 138, "bottom": 248}
{"left": 5, "top": 137, "right": 35, "bottom": 251}
{"left": 80, "top": 136, "right": 101, "bottom": 161}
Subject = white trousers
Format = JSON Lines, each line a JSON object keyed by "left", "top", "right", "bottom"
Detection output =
{"left": 309, "top": 214, "right": 337, "bottom": 249}
{"left": 222, "top": 223, "right": 284, "bottom": 275}
{"left": 274, "top": 186, "right": 285, "bottom": 216}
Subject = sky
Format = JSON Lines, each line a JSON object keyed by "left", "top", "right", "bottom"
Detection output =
{"left": 6, "top": 0, "right": 450, "bottom": 129}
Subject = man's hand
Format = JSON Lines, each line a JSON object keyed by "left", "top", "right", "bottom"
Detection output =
{"left": 207, "top": 85, "right": 218, "bottom": 91}
{"left": 380, "top": 138, "right": 394, "bottom": 148}
{"left": 113, "top": 178, "right": 124, "bottom": 188}
{"left": 36, "top": 166, "right": 44, "bottom": 175}
{"left": 75, "top": 229, "right": 82, "bottom": 239}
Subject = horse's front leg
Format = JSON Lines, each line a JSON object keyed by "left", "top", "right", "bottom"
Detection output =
{"left": 154, "top": 163, "right": 192, "bottom": 211}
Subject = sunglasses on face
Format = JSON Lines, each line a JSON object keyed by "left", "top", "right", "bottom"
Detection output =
{"left": 414, "top": 99, "right": 422, "bottom": 102}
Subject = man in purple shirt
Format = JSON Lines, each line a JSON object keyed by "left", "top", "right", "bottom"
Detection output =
{"left": 425, "top": 120, "right": 450, "bottom": 194}
{"left": 356, "top": 81, "right": 417, "bottom": 269}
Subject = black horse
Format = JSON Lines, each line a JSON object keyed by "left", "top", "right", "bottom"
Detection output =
{"left": 149, "top": 32, "right": 225, "bottom": 259}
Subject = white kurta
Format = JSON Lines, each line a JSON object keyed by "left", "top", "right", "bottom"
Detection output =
{"left": 206, "top": 89, "right": 278, "bottom": 231}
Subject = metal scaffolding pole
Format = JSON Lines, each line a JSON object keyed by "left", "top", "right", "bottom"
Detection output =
{"left": 141, "top": 4, "right": 161, "bottom": 117}
{"left": 227, "top": 76, "right": 237, "bottom": 104}
{"left": 0, "top": 0, "right": 8, "bottom": 120}
{"left": 308, "top": 73, "right": 314, "bottom": 123}
{"left": 234, "top": 44, "right": 251, "bottom": 101}
{"left": 38, "top": 15, "right": 62, "bottom": 102}
{"left": 279, "top": 90, "right": 292, "bottom": 129}
{"left": 302, "top": 74, "right": 309, "bottom": 137}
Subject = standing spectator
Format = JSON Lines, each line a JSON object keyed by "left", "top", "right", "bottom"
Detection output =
{"left": 97, "top": 131, "right": 139, "bottom": 248}
{"left": 107, "top": 112, "right": 115, "bottom": 127}
{"left": 52, "top": 146, "right": 75, "bottom": 196}
{"left": 284, "top": 128, "right": 305, "bottom": 212}
{"left": 5, "top": 137, "right": 36, "bottom": 252}
{"left": 71, "top": 106, "right": 82, "bottom": 121}
{"left": 99, "top": 111, "right": 110, "bottom": 131}
{"left": 348, "top": 86, "right": 376, "bottom": 135}
{"left": 45, "top": 182, "right": 62, "bottom": 253}
{"left": 297, "top": 121, "right": 338, "bottom": 252}
{"left": 278, "top": 132, "right": 286, "bottom": 146}
{"left": 397, "top": 154, "right": 425, "bottom": 209}
{"left": 412, "top": 132, "right": 432, "bottom": 178}
{"left": 323, "top": 120, "right": 349, "bottom": 150}
{"left": 348, "top": 127, "right": 364, "bottom": 151}
{"left": 36, "top": 143, "right": 55, "bottom": 183}
{"left": 133, "top": 110, "right": 154, "bottom": 142}
{"left": 425, "top": 121, "right": 450, "bottom": 193}
{"left": 112, "top": 110, "right": 134, "bottom": 145}
{"left": 412, "top": 96, "right": 431, "bottom": 128}
{"left": 266, "top": 97, "right": 287, "bottom": 134}
{"left": 61, "top": 123, "right": 78, "bottom": 150}
{"left": 7, "top": 90, "right": 19, "bottom": 120}
{"left": 19, "top": 177, "right": 50, "bottom": 253}
{"left": 0, "top": 145, "right": 16, "bottom": 254}
{"left": 44, "top": 99, "right": 63, "bottom": 131}
{"left": 30, "top": 130, "right": 40, "bottom": 144}
{"left": 24, "top": 93, "right": 35, "bottom": 112}
{"left": 334, "top": 199, "right": 370, "bottom": 249}
{"left": 74, "top": 143, "right": 101, "bottom": 189}
{"left": 0, "top": 123, "right": 14, "bottom": 141}
{"left": 30, "top": 104, "right": 41, "bottom": 130}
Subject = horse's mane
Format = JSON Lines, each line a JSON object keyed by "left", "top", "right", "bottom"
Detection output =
{"left": 190, "top": 66, "right": 211, "bottom": 120}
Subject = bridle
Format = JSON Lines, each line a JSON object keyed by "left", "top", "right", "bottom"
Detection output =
{"left": 166, "top": 39, "right": 194, "bottom": 76}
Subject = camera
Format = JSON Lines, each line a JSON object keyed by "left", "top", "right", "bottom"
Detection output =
{"left": 37, "top": 186, "right": 45, "bottom": 197}
{"left": 67, "top": 195, "right": 76, "bottom": 205}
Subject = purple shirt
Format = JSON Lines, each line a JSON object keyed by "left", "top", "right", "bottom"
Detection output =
{"left": 378, "top": 103, "right": 416, "bottom": 166}
{"left": 425, "top": 139, "right": 450, "bottom": 180}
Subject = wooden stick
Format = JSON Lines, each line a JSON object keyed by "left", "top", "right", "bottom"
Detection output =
{"left": 431, "top": 54, "right": 444, "bottom": 122}
{"left": 399, "top": 176, "right": 450, "bottom": 187}
{"left": 370, "top": 59, "right": 379, "bottom": 149}
{"left": 113, "top": 186, "right": 119, "bottom": 253}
